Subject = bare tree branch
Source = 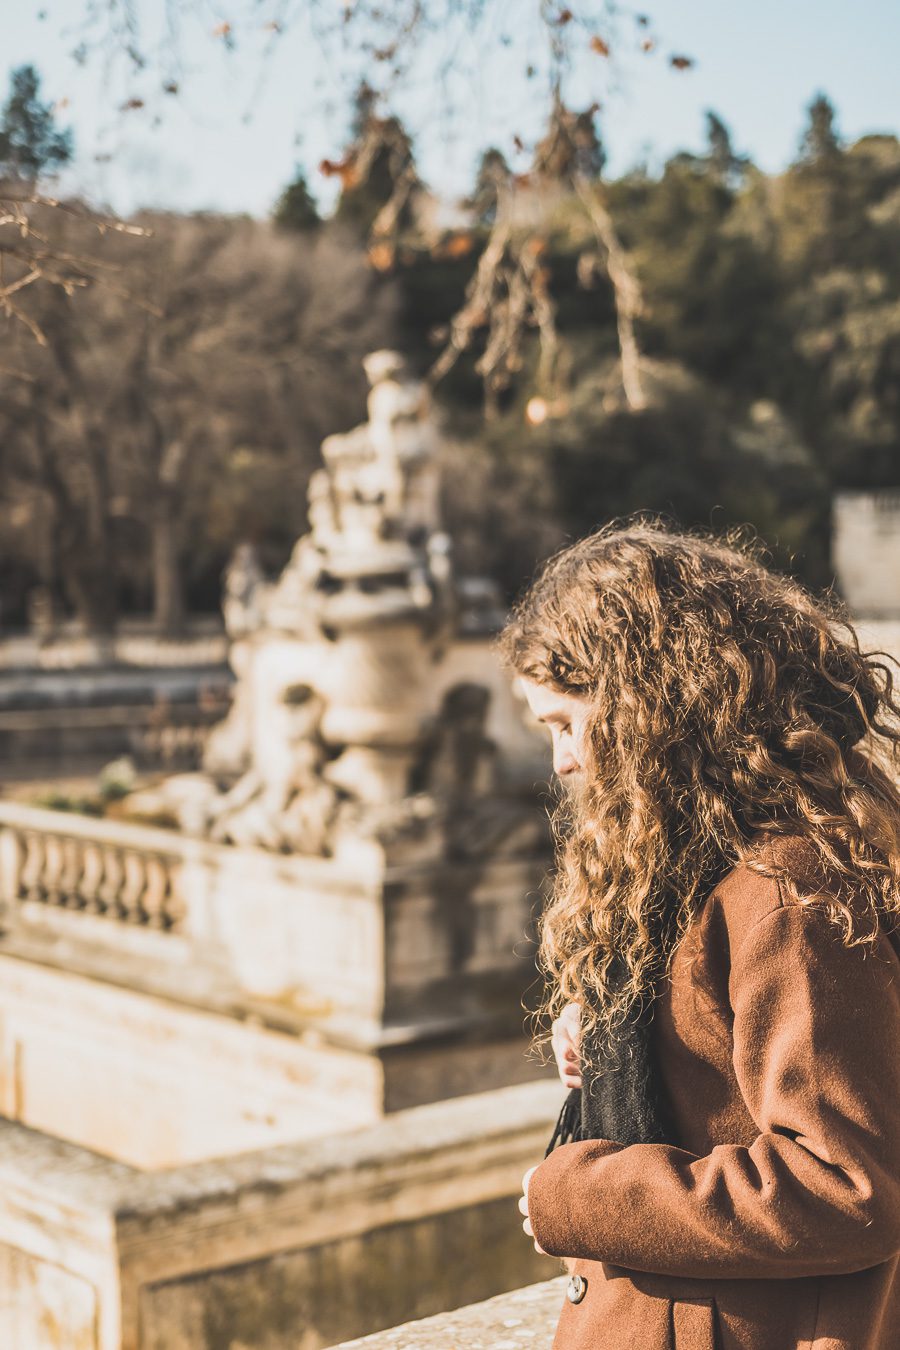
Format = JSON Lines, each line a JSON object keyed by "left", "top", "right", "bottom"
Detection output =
{"left": 574, "top": 173, "right": 647, "bottom": 409}
{"left": 0, "top": 189, "right": 154, "bottom": 343}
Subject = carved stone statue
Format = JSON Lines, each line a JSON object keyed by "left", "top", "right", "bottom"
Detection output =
{"left": 208, "top": 684, "right": 340, "bottom": 853}
{"left": 160, "top": 350, "right": 539, "bottom": 863}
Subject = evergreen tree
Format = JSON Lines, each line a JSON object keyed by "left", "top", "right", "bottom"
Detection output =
{"left": 799, "top": 93, "right": 841, "bottom": 164}
{"left": 350, "top": 81, "right": 378, "bottom": 140}
{"left": 0, "top": 64, "right": 73, "bottom": 180}
{"left": 333, "top": 87, "right": 419, "bottom": 239}
{"left": 467, "top": 147, "right": 511, "bottom": 228}
{"left": 704, "top": 111, "right": 749, "bottom": 188}
{"left": 273, "top": 167, "right": 320, "bottom": 232}
{"left": 534, "top": 98, "right": 606, "bottom": 182}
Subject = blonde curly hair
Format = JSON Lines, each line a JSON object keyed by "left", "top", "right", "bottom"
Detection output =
{"left": 499, "top": 517, "right": 900, "bottom": 1052}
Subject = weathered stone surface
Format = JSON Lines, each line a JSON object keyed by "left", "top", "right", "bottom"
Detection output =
{"left": 0, "top": 798, "right": 550, "bottom": 1120}
{"left": 0, "top": 1080, "right": 565, "bottom": 1349}
{"left": 833, "top": 492, "right": 900, "bottom": 618}
{"left": 0, "top": 1243, "right": 100, "bottom": 1350}
{"left": 139, "top": 1201, "right": 552, "bottom": 1350}
{"left": 331, "top": 1277, "right": 566, "bottom": 1350}
{"left": 0, "top": 951, "right": 380, "bottom": 1167}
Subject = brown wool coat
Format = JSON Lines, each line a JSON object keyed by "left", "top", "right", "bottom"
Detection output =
{"left": 528, "top": 836, "right": 900, "bottom": 1350}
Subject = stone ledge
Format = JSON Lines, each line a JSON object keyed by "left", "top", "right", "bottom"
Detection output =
{"left": 332, "top": 1277, "right": 566, "bottom": 1349}
{"left": 0, "top": 1082, "right": 565, "bottom": 1348}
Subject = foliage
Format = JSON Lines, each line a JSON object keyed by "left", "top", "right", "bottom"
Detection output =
{"left": 272, "top": 168, "right": 320, "bottom": 232}
{"left": 0, "top": 65, "right": 72, "bottom": 180}
{"left": 0, "top": 209, "right": 397, "bottom": 632}
{"left": 417, "top": 104, "right": 898, "bottom": 601}
{"left": 0, "top": 81, "right": 897, "bottom": 628}
{"left": 798, "top": 93, "right": 842, "bottom": 166}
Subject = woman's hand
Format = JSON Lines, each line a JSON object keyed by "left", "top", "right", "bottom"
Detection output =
{"left": 551, "top": 1001, "right": 582, "bottom": 1090}
{"left": 519, "top": 1165, "right": 547, "bottom": 1253}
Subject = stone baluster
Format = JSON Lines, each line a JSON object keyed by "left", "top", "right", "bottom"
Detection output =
{"left": 41, "top": 834, "right": 66, "bottom": 905}
{"left": 60, "top": 836, "right": 86, "bottom": 910}
{"left": 0, "top": 817, "right": 185, "bottom": 933}
{"left": 120, "top": 851, "right": 149, "bottom": 925}
{"left": 161, "top": 860, "right": 185, "bottom": 931}
{"left": 79, "top": 841, "right": 105, "bottom": 912}
{"left": 98, "top": 848, "right": 125, "bottom": 919}
{"left": 0, "top": 827, "right": 24, "bottom": 917}
{"left": 143, "top": 855, "right": 173, "bottom": 929}
{"left": 19, "top": 831, "right": 46, "bottom": 903}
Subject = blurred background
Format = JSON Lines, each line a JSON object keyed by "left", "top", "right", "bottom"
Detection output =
{"left": 0, "top": 3, "right": 897, "bottom": 1348}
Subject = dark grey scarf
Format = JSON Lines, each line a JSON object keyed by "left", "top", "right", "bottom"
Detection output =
{"left": 545, "top": 951, "right": 679, "bottom": 1156}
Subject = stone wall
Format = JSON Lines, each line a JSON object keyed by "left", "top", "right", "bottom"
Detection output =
{"left": 833, "top": 492, "right": 900, "bottom": 618}
{"left": 0, "top": 1080, "right": 563, "bottom": 1350}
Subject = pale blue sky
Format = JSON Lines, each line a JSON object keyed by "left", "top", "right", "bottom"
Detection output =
{"left": 4, "top": 1, "right": 899, "bottom": 218}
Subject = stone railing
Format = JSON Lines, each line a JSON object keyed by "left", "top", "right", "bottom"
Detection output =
{"left": 0, "top": 800, "right": 549, "bottom": 1117}
{"left": 0, "top": 803, "right": 186, "bottom": 932}
{"left": 0, "top": 801, "right": 381, "bottom": 1016}
{"left": 333, "top": 1277, "right": 567, "bottom": 1350}
{"left": 0, "top": 616, "right": 227, "bottom": 671}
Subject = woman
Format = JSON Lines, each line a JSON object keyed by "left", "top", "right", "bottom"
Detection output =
{"left": 503, "top": 520, "right": 900, "bottom": 1350}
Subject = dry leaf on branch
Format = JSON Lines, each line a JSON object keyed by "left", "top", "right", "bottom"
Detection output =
{"left": 318, "top": 156, "right": 359, "bottom": 189}
{"left": 434, "top": 233, "right": 476, "bottom": 260}
{"left": 367, "top": 242, "right": 395, "bottom": 272}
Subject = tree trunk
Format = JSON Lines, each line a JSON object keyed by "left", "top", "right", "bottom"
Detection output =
{"left": 152, "top": 496, "right": 185, "bottom": 637}
{"left": 61, "top": 527, "right": 119, "bottom": 636}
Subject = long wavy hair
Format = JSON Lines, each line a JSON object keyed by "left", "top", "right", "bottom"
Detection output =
{"left": 499, "top": 517, "right": 900, "bottom": 1053}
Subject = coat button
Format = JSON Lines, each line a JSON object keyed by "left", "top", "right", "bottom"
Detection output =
{"left": 566, "top": 1274, "right": 588, "bottom": 1304}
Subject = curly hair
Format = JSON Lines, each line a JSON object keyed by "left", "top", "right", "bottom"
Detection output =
{"left": 499, "top": 517, "right": 900, "bottom": 1053}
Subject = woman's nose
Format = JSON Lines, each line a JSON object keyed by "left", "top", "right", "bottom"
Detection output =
{"left": 554, "top": 746, "right": 578, "bottom": 776}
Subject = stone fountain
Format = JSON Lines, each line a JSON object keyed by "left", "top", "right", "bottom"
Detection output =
{"left": 161, "top": 348, "right": 544, "bottom": 874}
{"left": 0, "top": 349, "right": 553, "bottom": 1127}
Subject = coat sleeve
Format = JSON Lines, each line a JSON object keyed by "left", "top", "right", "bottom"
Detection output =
{"left": 527, "top": 902, "right": 900, "bottom": 1279}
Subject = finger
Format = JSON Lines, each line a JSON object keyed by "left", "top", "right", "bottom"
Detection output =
{"left": 552, "top": 1031, "right": 578, "bottom": 1071}
{"left": 523, "top": 1217, "right": 534, "bottom": 1238}
{"left": 518, "top": 1194, "right": 529, "bottom": 1216}
{"left": 562, "top": 1073, "right": 582, "bottom": 1090}
{"left": 534, "top": 1239, "right": 546, "bottom": 1254}
{"left": 554, "top": 1025, "right": 580, "bottom": 1058}
{"left": 561, "top": 1003, "right": 582, "bottom": 1044}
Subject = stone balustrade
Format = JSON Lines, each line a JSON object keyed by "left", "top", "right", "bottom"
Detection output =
{"left": 0, "top": 800, "right": 381, "bottom": 1015}
{"left": 0, "top": 617, "right": 228, "bottom": 671}
{"left": 2, "top": 807, "right": 185, "bottom": 931}
{"left": 0, "top": 800, "right": 550, "bottom": 1117}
